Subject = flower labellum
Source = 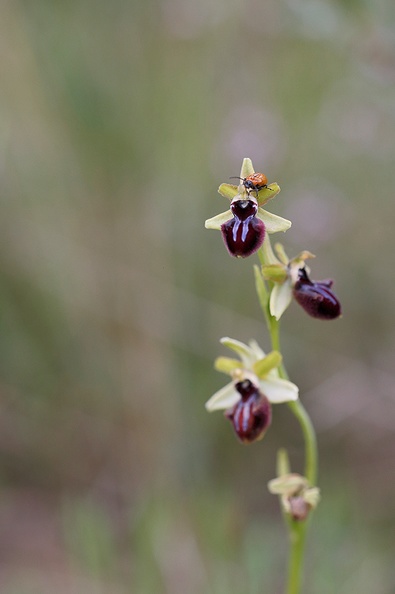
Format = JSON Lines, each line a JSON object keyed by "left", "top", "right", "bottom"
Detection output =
{"left": 221, "top": 199, "right": 265, "bottom": 258}
{"left": 225, "top": 378, "right": 272, "bottom": 443}
{"left": 292, "top": 267, "right": 341, "bottom": 320}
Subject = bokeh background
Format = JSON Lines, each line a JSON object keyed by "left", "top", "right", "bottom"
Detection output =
{"left": 1, "top": 0, "right": 395, "bottom": 592}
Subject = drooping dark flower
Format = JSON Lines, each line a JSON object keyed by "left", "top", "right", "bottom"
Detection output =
{"left": 292, "top": 267, "right": 341, "bottom": 320}
{"left": 261, "top": 242, "right": 342, "bottom": 321}
{"left": 205, "top": 158, "right": 291, "bottom": 258}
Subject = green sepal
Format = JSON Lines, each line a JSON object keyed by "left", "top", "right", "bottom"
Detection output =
{"left": 268, "top": 473, "right": 309, "bottom": 496}
{"left": 240, "top": 157, "right": 255, "bottom": 178}
{"left": 261, "top": 264, "right": 288, "bottom": 283}
{"left": 205, "top": 209, "right": 232, "bottom": 229}
{"left": 214, "top": 356, "right": 243, "bottom": 374}
{"left": 257, "top": 208, "right": 292, "bottom": 233}
{"left": 277, "top": 448, "right": 291, "bottom": 477}
{"left": 218, "top": 183, "right": 238, "bottom": 200}
{"left": 253, "top": 350, "right": 282, "bottom": 378}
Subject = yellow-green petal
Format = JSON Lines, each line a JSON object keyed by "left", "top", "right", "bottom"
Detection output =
{"left": 218, "top": 183, "right": 239, "bottom": 200}
{"left": 214, "top": 356, "right": 243, "bottom": 374}
{"left": 257, "top": 183, "right": 280, "bottom": 206}
{"left": 253, "top": 351, "right": 282, "bottom": 378}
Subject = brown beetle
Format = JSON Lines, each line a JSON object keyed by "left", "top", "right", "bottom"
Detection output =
{"left": 230, "top": 172, "right": 271, "bottom": 196}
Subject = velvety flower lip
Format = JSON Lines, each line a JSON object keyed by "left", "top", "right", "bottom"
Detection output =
{"left": 205, "top": 337, "right": 299, "bottom": 413}
{"left": 221, "top": 198, "right": 266, "bottom": 258}
{"left": 205, "top": 158, "right": 291, "bottom": 257}
{"left": 225, "top": 378, "right": 272, "bottom": 443}
{"left": 292, "top": 267, "right": 342, "bottom": 320}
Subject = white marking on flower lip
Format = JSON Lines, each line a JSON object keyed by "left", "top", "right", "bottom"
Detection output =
{"left": 242, "top": 399, "right": 252, "bottom": 432}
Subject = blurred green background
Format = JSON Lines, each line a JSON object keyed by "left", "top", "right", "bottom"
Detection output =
{"left": 1, "top": 0, "right": 395, "bottom": 592}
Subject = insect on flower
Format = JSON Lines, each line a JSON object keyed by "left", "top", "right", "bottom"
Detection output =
{"left": 205, "top": 157, "right": 291, "bottom": 258}
{"left": 230, "top": 172, "right": 273, "bottom": 197}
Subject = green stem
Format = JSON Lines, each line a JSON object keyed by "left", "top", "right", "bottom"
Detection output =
{"left": 287, "top": 399, "right": 317, "bottom": 486}
{"left": 270, "top": 315, "right": 317, "bottom": 594}
{"left": 267, "top": 297, "right": 318, "bottom": 486}
{"left": 254, "top": 255, "right": 318, "bottom": 594}
{"left": 286, "top": 521, "right": 308, "bottom": 594}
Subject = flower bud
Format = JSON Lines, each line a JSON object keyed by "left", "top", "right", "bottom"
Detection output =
{"left": 292, "top": 267, "right": 341, "bottom": 320}
{"left": 288, "top": 496, "right": 311, "bottom": 521}
{"left": 225, "top": 379, "right": 271, "bottom": 443}
{"left": 221, "top": 199, "right": 265, "bottom": 258}
{"left": 268, "top": 472, "right": 320, "bottom": 521}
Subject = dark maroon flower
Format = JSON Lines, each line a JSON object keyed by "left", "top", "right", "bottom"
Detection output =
{"left": 225, "top": 378, "right": 272, "bottom": 444}
{"left": 292, "top": 267, "right": 341, "bottom": 320}
{"left": 221, "top": 199, "right": 265, "bottom": 258}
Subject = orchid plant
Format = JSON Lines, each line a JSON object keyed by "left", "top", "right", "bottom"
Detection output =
{"left": 205, "top": 158, "right": 341, "bottom": 594}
